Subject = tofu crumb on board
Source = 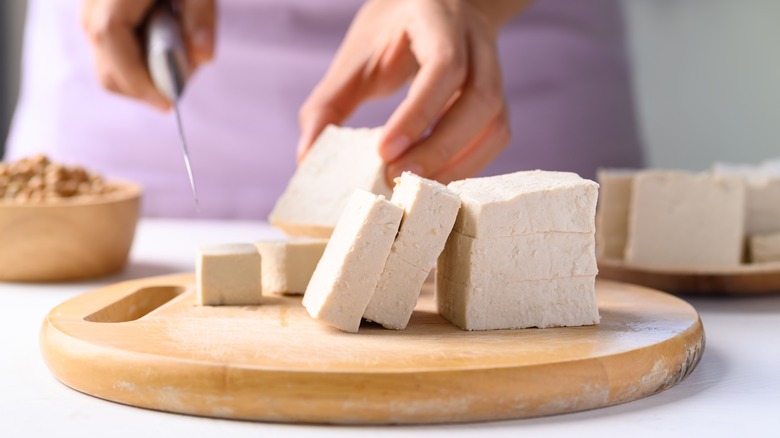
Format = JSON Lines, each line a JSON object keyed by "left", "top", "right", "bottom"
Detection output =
{"left": 268, "top": 125, "right": 392, "bottom": 238}
{"left": 437, "top": 170, "right": 600, "bottom": 331}
{"left": 197, "top": 244, "right": 262, "bottom": 306}
{"left": 302, "top": 189, "right": 403, "bottom": 333}
{"left": 254, "top": 238, "right": 327, "bottom": 295}
{"left": 363, "top": 172, "right": 461, "bottom": 330}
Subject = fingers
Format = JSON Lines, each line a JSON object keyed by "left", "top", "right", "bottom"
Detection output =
{"left": 430, "top": 106, "right": 511, "bottom": 184}
{"left": 180, "top": 0, "right": 217, "bottom": 69}
{"left": 378, "top": 5, "right": 468, "bottom": 162}
{"left": 81, "top": 0, "right": 170, "bottom": 110}
{"left": 386, "top": 21, "right": 504, "bottom": 180}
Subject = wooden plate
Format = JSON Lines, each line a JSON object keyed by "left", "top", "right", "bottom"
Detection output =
{"left": 40, "top": 274, "right": 704, "bottom": 424}
{"left": 598, "top": 258, "right": 780, "bottom": 295}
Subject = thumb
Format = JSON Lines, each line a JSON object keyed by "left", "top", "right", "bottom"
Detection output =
{"left": 180, "top": 0, "right": 217, "bottom": 68}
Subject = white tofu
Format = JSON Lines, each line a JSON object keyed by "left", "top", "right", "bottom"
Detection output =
{"left": 384, "top": 172, "right": 461, "bottom": 270}
{"left": 750, "top": 232, "right": 780, "bottom": 263}
{"left": 713, "top": 163, "right": 780, "bottom": 235}
{"left": 625, "top": 171, "right": 745, "bottom": 269}
{"left": 254, "top": 238, "right": 328, "bottom": 295}
{"left": 595, "top": 169, "right": 637, "bottom": 260}
{"left": 436, "top": 273, "right": 599, "bottom": 331}
{"left": 302, "top": 189, "right": 403, "bottom": 333}
{"left": 197, "top": 244, "right": 262, "bottom": 306}
{"left": 363, "top": 251, "right": 430, "bottom": 330}
{"left": 448, "top": 170, "right": 599, "bottom": 238}
{"left": 438, "top": 231, "right": 597, "bottom": 286}
{"left": 269, "top": 125, "right": 392, "bottom": 238}
{"left": 360, "top": 173, "right": 460, "bottom": 330}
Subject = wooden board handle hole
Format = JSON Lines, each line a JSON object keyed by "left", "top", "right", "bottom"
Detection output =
{"left": 84, "top": 286, "right": 186, "bottom": 323}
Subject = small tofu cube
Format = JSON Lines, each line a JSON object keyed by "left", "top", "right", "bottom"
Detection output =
{"left": 363, "top": 251, "right": 430, "bottom": 330}
{"left": 269, "top": 125, "right": 392, "bottom": 238}
{"left": 254, "top": 238, "right": 328, "bottom": 295}
{"left": 302, "top": 190, "right": 403, "bottom": 333}
{"left": 625, "top": 171, "right": 745, "bottom": 268}
{"left": 197, "top": 244, "right": 262, "bottom": 306}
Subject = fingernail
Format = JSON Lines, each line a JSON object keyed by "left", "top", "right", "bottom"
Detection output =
{"left": 296, "top": 132, "right": 312, "bottom": 163}
{"left": 383, "top": 135, "right": 410, "bottom": 161}
{"left": 387, "top": 162, "right": 423, "bottom": 180}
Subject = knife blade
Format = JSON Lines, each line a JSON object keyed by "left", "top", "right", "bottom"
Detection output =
{"left": 146, "top": 1, "right": 200, "bottom": 211}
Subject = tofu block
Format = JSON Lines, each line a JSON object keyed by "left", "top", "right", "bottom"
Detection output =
{"left": 361, "top": 172, "right": 461, "bottom": 330}
{"left": 254, "top": 238, "right": 328, "bottom": 295}
{"left": 269, "top": 125, "right": 392, "bottom": 238}
{"left": 363, "top": 251, "right": 430, "bottom": 330}
{"left": 438, "top": 231, "right": 597, "bottom": 286}
{"left": 625, "top": 171, "right": 745, "bottom": 269}
{"left": 448, "top": 170, "right": 599, "bottom": 238}
{"left": 713, "top": 163, "right": 780, "bottom": 235}
{"left": 595, "top": 169, "right": 637, "bottom": 260}
{"left": 197, "top": 244, "right": 262, "bottom": 306}
{"left": 750, "top": 232, "right": 780, "bottom": 263}
{"left": 436, "top": 273, "right": 599, "bottom": 331}
{"left": 302, "top": 189, "right": 403, "bottom": 333}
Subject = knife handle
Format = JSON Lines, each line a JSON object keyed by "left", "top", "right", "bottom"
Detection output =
{"left": 145, "top": 1, "right": 189, "bottom": 101}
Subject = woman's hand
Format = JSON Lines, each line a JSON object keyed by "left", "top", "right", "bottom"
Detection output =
{"left": 81, "top": 0, "right": 216, "bottom": 110}
{"left": 298, "top": 0, "right": 528, "bottom": 184}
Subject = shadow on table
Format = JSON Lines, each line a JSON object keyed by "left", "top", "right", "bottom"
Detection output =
{"left": 682, "top": 293, "right": 780, "bottom": 315}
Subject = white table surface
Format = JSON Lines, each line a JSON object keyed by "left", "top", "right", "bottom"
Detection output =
{"left": 2, "top": 219, "right": 780, "bottom": 437}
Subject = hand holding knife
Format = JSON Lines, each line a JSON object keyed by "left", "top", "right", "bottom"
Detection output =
{"left": 145, "top": 0, "right": 200, "bottom": 210}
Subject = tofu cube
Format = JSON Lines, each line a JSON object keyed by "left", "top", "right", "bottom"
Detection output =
{"left": 269, "top": 125, "right": 392, "bottom": 238}
{"left": 302, "top": 189, "right": 403, "bottom": 333}
{"left": 197, "top": 244, "right": 262, "bottom": 306}
{"left": 254, "top": 238, "right": 328, "bottom": 295}
{"left": 625, "top": 171, "right": 745, "bottom": 268}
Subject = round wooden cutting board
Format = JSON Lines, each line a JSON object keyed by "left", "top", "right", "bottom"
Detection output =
{"left": 40, "top": 274, "right": 704, "bottom": 424}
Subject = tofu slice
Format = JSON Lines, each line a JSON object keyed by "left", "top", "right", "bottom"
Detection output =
{"left": 436, "top": 273, "right": 599, "bottom": 331}
{"left": 362, "top": 172, "right": 461, "bottom": 330}
{"left": 302, "top": 189, "right": 403, "bottom": 333}
{"left": 625, "top": 171, "right": 745, "bottom": 269}
{"left": 269, "top": 125, "right": 392, "bottom": 238}
{"left": 363, "top": 252, "right": 430, "bottom": 330}
{"left": 595, "top": 169, "right": 637, "bottom": 260}
{"left": 750, "top": 232, "right": 780, "bottom": 263}
{"left": 448, "top": 170, "right": 599, "bottom": 239}
{"left": 254, "top": 238, "right": 328, "bottom": 295}
{"left": 197, "top": 244, "right": 262, "bottom": 306}
{"left": 437, "top": 230, "right": 597, "bottom": 286}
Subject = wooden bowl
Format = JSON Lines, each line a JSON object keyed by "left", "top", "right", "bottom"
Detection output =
{"left": 0, "top": 182, "right": 142, "bottom": 282}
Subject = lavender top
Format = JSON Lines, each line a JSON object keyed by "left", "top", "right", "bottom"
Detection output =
{"left": 7, "top": 0, "right": 642, "bottom": 219}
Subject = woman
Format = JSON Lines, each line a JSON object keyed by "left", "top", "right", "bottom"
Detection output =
{"left": 6, "top": 0, "right": 642, "bottom": 219}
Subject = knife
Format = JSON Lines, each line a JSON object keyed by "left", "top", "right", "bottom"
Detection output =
{"left": 145, "top": 1, "right": 200, "bottom": 211}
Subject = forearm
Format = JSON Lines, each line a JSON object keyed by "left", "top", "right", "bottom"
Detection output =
{"left": 466, "top": 0, "right": 532, "bottom": 30}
